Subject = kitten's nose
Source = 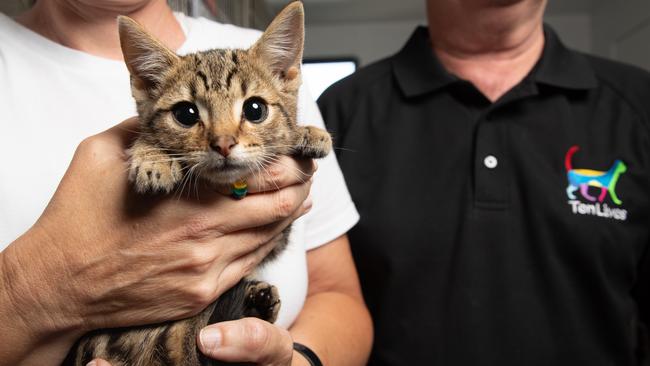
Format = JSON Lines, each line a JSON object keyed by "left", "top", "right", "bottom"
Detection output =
{"left": 211, "top": 135, "right": 238, "bottom": 157}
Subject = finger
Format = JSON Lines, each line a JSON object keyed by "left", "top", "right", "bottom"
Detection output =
{"left": 197, "top": 318, "right": 293, "bottom": 364}
{"left": 71, "top": 117, "right": 140, "bottom": 168}
{"left": 194, "top": 197, "right": 311, "bottom": 302}
{"left": 213, "top": 157, "right": 315, "bottom": 195}
{"left": 245, "top": 156, "right": 317, "bottom": 193}
{"left": 110, "top": 116, "right": 141, "bottom": 142}
{"left": 98, "top": 116, "right": 141, "bottom": 147}
{"left": 216, "top": 231, "right": 284, "bottom": 288}
{"left": 178, "top": 231, "right": 285, "bottom": 312}
{"left": 86, "top": 359, "right": 113, "bottom": 366}
{"left": 166, "top": 179, "right": 313, "bottom": 234}
{"left": 208, "top": 195, "right": 312, "bottom": 288}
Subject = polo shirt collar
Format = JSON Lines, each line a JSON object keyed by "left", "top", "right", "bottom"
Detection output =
{"left": 533, "top": 25, "right": 597, "bottom": 90}
{"left": 393, "top": 25, "right": 597, "bottom": 99}
{"left": 392, "top": 26, "right": 456, "bottom": 98}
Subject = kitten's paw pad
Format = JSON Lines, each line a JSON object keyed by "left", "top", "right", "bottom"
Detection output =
{"left": 295, "top": 126, "right": 332, "bottom": 159}
{"left": 244, "top": 282, "right": 281, "bottom": 323}
{"left": 129, "top": 157, "right": 182, "bottom": 194}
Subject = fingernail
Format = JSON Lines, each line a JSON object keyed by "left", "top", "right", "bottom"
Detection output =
{"left": 86, "top": 362, "right": 96, "bottom": 366}
{"left": 302, "top": 196, "right": 313, "bottom": 212}
{"left": 199, "top": 327, "right": 222, "bottom": 353}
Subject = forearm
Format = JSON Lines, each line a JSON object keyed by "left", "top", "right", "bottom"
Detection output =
{"left": 0, "top": 233, "right": 84, "bottom": 366}
{"left": 0, "top": 248, "right": 35, "bottom": 365}
{"left": 289, "top": 291, "right": 373, "bottom": 366}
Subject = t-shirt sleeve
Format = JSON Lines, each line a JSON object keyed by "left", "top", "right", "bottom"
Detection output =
{"left": 296, "top": 82, "right": 359, "bottom": 250}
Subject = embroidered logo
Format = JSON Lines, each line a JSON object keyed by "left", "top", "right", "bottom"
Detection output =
{"left": 564, "top": 145, "right": 628, "bottom": 221}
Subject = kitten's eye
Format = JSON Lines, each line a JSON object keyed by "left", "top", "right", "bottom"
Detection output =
{"left": 243, "top": 97, "right": 268, "bottom": 124}
{"left": 172, "top": 101, "right": 200, "bottom": 127}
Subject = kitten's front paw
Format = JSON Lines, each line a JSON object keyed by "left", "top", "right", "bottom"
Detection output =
{"left": 128, "top": 148, "right": 182, "bottom": 194}
{"left": 295, "top": 126, "right": 332, "bottom": 159}
{"left": 244, "top": 281, "right": 281, "bottom": 323}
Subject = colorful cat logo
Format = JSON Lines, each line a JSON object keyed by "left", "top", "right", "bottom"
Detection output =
{"left": 565, "top": 145, "right": 627, "bottom": 205}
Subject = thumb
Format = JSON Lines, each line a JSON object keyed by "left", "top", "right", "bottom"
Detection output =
{"left": 198, "top": 318, "right": 293, "bottom": 363}
{"left": 86, "top": 359, "right": 113, "bottom": 366}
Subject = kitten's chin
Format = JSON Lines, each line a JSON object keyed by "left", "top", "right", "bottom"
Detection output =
{"left": 198, "top": 153, "right": 257, "bottom": 185}
{"left": 199, "top": 164, "right": 248, "bottom": 186}
{"left": 202, "top": 171, "right": 246, "bottom": 185}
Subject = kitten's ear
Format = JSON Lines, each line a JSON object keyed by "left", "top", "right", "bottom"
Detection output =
{"left": 118, "top": 16, "right": 179, "bottom": 90}
{"left": 250, "top": 1, "right": 304, "bottom": 80}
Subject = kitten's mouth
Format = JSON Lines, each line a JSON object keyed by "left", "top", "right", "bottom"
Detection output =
{"left": 198, "top": 157, "right": 249, "bottom": 185}
{"left": 217, "top": 159, "right": 246, "bottom": 171}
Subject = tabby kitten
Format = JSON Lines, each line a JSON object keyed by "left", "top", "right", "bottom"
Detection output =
{"left": 64, "top": 2, "right": 331, "bottom": 365}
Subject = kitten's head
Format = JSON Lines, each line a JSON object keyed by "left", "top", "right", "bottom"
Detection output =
{"left": 118, "top": 2, "right": 304, "bottom": 185}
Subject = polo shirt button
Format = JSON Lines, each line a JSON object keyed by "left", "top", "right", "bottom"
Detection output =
{"left": 484, "top": 155, "right": 498, "bottom": 169}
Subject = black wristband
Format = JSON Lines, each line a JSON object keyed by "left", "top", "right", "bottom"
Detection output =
{"left": 293, "top": 342, "right": 323, "bottom": 366}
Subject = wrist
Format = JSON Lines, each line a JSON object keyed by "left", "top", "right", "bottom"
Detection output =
{"left": 292, "top": 350, "right": 312, "bottom": 366}
{"left": 292, "top": 342, "right": 323, "bottom": 366}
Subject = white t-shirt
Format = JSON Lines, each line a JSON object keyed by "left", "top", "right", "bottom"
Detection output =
{"left": 0, "top": 12, "right": 359, "bottom": 328}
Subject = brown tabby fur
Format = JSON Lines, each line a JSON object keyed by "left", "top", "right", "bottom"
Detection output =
{"left": 63, "top": 2, "right": 331, "bottom": 365}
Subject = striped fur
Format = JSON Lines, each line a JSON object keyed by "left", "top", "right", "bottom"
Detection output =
{"left": 64, "top": 3, "right": 331, "bottom": 365}
{"left": 66, "top": 281, "right": 265, "bottom": 366}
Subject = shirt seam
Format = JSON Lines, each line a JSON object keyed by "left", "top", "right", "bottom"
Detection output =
{"left": 304, "top": 201, "right": 359, "bottom": 251}
{"left": 595, "top": 76, "right": 650, "bottom": 239}
{"left": 595, "top": 76, "right": 650, "bottom": 220}
{"left": 595, "top": 75, "right": 650, "bottom": 141}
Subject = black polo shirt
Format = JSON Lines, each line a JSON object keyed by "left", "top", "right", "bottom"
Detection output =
{"left": 318, "top": 26, "right": 650, "bottom": 365}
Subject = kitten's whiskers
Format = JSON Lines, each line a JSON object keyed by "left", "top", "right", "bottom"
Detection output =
{"left": 259, "top": 155, "right": 309, "bottom": 184}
